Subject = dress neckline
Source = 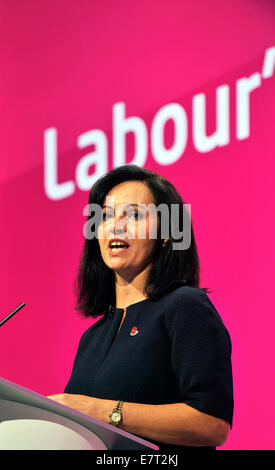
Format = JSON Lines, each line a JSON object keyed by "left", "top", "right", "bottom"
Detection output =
{"left": 114, "top": 296, "right": 151, "bottom": 311}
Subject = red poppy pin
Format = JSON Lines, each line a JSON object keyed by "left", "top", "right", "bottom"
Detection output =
{"left": 130, "top": 326, "right": 139, "bottom": 336}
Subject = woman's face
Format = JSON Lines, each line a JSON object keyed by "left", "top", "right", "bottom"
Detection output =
{"left": 97, "top": 180, "right": 158, "bottom": 280}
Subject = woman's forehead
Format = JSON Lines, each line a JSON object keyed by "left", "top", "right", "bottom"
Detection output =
{"left": 104, "top": 181, "right": 155, "bottom": 206}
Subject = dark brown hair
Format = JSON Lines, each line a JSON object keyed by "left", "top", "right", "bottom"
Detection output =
{"left": 75, "top": 165, "right": 210, "bottom": 317}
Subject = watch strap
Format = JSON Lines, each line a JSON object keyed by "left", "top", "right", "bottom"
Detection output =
{"left": 109, "top": 400, "right": 123, "bottom": 426}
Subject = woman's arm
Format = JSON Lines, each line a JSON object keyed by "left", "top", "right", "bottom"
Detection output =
{"left": 47, "top": 393, "right": 230, "bottom": 447}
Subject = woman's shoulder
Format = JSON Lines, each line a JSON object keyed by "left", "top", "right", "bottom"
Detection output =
{"left": 162, "top": 285, "right": 226, "bottom": 329}
{"left": 163, "top": 285, "right": 207, "bottom": 307}
{"left": 78, "top": 314, "right": 107, "bottom": 346}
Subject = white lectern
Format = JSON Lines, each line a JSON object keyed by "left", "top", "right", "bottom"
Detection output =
{"left": 0, "top": 377, "right": 159, "bottom": 450}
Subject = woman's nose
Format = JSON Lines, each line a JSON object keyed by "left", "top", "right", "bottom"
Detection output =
{"left": 110, "top": 214, "right": 128, "bottom": 235}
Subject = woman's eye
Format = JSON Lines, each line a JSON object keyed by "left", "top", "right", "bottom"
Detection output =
{"left": 102, "top": 212, "right": 113, "bottom": 220}
{"left": 129, "top": 210, "right": 142, "bottom": 219}
{"left": 102, "top": 210, "right": 143, "bottom": 220}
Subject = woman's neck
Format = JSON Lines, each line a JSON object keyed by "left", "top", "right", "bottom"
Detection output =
{"left": 115, "top": 265, "right": 150, "bottom": 308}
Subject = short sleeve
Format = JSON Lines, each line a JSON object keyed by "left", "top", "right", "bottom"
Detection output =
{"left": 164, "top": 287, "right": 234, "bottom": 427}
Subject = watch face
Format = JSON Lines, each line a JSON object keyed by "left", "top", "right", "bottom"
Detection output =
{"left": 112, "top": 412, "right": 121, "bottom": 422}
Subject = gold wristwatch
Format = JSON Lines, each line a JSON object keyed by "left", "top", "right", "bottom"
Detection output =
{"left": 109, "top": 400, "right": 123, "bottom": 427}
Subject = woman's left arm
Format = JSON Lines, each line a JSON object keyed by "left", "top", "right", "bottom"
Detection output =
{"left": 47, "top": 394, "right": 230, "bottom": 447}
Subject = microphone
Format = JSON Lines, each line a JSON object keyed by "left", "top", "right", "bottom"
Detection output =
{"left": 0, "top": 303, "right": 26, "bottom": 327}
{"left": 108, "top": 305, "right": 115, "bottom": 316}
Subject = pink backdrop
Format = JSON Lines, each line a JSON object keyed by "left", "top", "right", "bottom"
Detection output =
{"left": 0, "top": 0, "right": 274, "bottom": 450}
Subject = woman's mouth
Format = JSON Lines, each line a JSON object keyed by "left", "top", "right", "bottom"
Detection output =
{"left": 108, "top": 240, "right": 130, "bottom": 255}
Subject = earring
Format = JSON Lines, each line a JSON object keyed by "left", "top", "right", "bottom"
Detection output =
{"left": 162, "top": 238, "right": 169, "bottom": 247}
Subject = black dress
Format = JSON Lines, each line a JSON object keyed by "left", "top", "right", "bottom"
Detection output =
{"left": 65, "top": 286, "right": 234, "bottom": 451}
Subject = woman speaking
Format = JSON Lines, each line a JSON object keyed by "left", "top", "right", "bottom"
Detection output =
{"left": 48, "top": 165, "right": 233, "bottom": 451}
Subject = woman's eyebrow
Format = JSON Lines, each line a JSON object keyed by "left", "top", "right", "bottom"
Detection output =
{"left": 102, "top": 203, "right": 145, "bottom": 210}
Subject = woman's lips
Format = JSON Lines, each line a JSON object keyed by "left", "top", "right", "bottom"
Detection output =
{"left": 108, "top": 246, "right": 129, "bottom": 256}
